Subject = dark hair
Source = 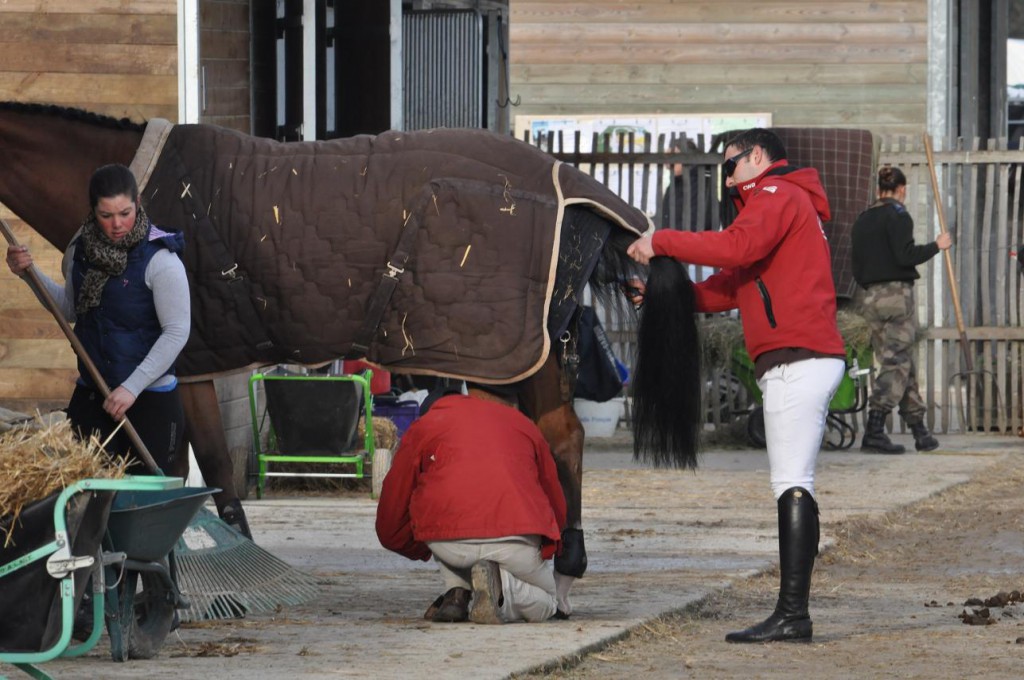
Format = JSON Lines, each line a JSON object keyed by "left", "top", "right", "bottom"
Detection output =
{"left": 669, "top": 135, "right": 700, "bottom": 154}
{"left": 878, "top": 166, "right": 907, "bottom": 193}
{"left": 88, "top": 164, "right": 138, "bottom": 208}
{"left": 724, "top": 128, "right": 787, "bottom": 163}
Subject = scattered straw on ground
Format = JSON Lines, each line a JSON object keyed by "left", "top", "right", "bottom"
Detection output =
{"left": 0, "top": 417, "right": 128, "bottom": 547}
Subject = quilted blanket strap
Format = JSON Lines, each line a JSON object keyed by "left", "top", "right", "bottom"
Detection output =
{"left": 165, "top": 147, "right": 276, "bottom": 357}
{"left": 347, "top": 192, "right": 430, "bottom": 359}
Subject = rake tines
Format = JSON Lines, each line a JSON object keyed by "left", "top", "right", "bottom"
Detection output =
{"left": 174, "top": 507, "right": 319, "bottom": 622}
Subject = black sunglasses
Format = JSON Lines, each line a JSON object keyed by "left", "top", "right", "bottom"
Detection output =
{"left": 723, "top": 148, "right": 753, "bottom": 178}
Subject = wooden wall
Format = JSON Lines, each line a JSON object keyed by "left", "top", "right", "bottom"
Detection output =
{"left": 509, "top": 1, "right": 928, "bottom": 137}
{"left": 0, "top": 0, "right": 178, "bottom": 414}
{"left": 199, "top": 0, "right": 252, "bottom": 133}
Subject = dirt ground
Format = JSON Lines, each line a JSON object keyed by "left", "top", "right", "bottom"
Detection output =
{"left": 5, "top": 427, "right": 1021, "bottom": 680}
{"left": 515, "top": 452, "right": 1024, "bottom": 680}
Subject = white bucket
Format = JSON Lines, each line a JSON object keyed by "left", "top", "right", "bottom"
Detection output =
{"left": 573, "top": 397, "right": 623, "bottom": 438}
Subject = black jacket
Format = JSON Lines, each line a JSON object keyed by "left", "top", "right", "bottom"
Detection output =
{"left": 851, "top": 198, "right": 939, "bottom": 287}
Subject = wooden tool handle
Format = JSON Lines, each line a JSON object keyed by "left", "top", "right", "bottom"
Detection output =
{"left": 1, "top": 217, "right": 161, "bottom": 473}
{"left": 923, "top": 134, "right": 973, "bottom": 373}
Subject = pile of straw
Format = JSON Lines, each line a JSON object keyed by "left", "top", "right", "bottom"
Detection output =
{"left": 362, "top": 415, "right": 399, "bottom": 451}
{"left": 0, "top": 418, "right": 128, "bottom": 547}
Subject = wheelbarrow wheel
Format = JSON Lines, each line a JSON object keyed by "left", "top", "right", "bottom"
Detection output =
{"left": 109, "top": 560, "right": 176, "bottom": 660}
{"left": 746, "top": 407, "right": 766, "bottom": 448}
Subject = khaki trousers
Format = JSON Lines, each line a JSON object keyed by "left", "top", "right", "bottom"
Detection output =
{"left": 427, "top": 536, "right": 557, "bottom": 622}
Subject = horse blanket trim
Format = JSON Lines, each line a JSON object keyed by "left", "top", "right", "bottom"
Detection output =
{"left": 129, "top": 118, "right": 172, "bottom": 193}
{"left": 136, "top": 123, "right": 651, "bottom": 383}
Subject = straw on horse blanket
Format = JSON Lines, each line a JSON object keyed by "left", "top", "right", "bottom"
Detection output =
{"left": 139, "top": 124, "right": 651, "bottom": 382}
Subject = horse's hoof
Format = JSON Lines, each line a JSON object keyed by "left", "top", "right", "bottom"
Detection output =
{"left": 219, "top": 499, "right": 253, "bottom": 540}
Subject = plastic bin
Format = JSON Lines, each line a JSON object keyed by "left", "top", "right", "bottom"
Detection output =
{"left": 373, "top": 400, "right": 420, "bottom": 438}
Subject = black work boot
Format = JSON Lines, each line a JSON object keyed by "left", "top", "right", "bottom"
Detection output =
{"left": 908, "top": 420, "right": 939, "bottom": 452}
{"left": 469, "top": 560, "right": 505, "bottom": 624}
{"left": 726, "top": 487, "right": 818, "bottom": 643}
{"left": 860, "top": 410, "right": 906, "bottom": 454}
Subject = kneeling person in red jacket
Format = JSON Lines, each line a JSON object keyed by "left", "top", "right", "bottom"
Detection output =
{"left": 375, "top": 384, "right": 569, "bottom": 623}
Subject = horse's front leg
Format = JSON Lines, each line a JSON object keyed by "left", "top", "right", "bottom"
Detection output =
{"left": 535, "top": 402, "right": 588, "bottom": 578}
{"left": 172, "top": 379, "right": 253, "bottom": 538}
{"left": 521, "top": 355, "right": 588, "bottom": 579}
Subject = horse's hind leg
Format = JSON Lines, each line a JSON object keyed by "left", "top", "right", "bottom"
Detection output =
{"left": 520, "top": 354, "right": 587, "bottom": 579}
{"left": 172, "top": 380, "right": 253, "bottom": 538}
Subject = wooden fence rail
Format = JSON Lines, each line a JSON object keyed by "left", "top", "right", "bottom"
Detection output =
{"left": 526, "top": 130, "right": 1024, "bottom": 435}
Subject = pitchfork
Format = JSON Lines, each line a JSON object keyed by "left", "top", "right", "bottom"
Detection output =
{"left": 924, "top": 134, "right": 1002, "bottom": 432}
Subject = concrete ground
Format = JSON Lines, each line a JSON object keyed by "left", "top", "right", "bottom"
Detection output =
{"left": 3, "top": 429, "right": 1019, "bottom": 680}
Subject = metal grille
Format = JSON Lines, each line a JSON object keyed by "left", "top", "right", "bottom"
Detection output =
{"left": 403, "top": 10, "right": 482, "bottom": 130}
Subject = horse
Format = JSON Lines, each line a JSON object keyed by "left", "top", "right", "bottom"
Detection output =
{"left": 0, "top": 101, "right": 702, "bottom": 582}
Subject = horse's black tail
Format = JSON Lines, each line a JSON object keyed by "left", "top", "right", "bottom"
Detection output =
{"left": 631, "top": 257, "right": 702, "bottom": 469}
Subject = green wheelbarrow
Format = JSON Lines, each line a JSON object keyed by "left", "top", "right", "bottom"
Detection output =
{"left": 731, "top": 344, "right": 873, "bottom": 449}
{"left": 0, "top": 476, "right": 217, "bottom": 678}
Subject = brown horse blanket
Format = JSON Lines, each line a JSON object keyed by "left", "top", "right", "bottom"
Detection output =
{"left": 136, "top": 123, "right": 651, "bottom": 381}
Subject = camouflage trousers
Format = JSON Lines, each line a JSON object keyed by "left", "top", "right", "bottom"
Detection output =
{"left": 856, "top": 281, "right": 927, "bottom": 421}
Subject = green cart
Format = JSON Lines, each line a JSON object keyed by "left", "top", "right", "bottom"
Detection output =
{"left": 731, "top": 344, "right": 873, "bottom": 449}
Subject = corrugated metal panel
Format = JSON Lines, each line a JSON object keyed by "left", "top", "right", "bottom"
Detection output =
{"left": 403, "top": 10, "right": 482, "bottom": 130}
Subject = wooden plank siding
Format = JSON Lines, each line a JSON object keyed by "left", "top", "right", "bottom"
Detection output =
{"left": 199, "top": 0, "right": 252, "bottom": 132}
{"left": 509, "top": 1, "right": 928, "bottom": 136}
{"left": 0, "top": 0, "right": 178, "bottom": 414}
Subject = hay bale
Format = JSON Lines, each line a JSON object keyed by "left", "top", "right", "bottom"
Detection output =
{"left": 836, "top": 309, "right": 871, "bottom": 355}
{"left": 363, "top": 416, "right": 398, "bottom": 451}
{"left": 0, "top": 418, "right": 128, "bottom": 547}
{"left": 699, "top": 310, "right": 873, "bottom": 373}
{"left": 699, "top": 315, "right": 744, "bottom": 371}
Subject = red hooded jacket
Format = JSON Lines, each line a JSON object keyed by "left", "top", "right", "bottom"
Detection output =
{"left": 652, "top": 161, "right": 845, "bottom": 362}
{"left": 375, "top": 394, "right": 567, "bottom": 562}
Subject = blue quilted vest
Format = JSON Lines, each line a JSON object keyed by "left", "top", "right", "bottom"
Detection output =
{"left": 71, "top": 226, "right": 185, "bottom": 390}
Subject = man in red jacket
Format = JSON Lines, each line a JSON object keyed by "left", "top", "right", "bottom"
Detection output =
{"left": 628, "top": 128, "right": 846, "bottom": 644}
{"left": 375, "top": 384, "right": 569, "bottom": 624}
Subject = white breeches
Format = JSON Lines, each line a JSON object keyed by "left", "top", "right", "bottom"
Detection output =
{"left": 758, "top": 357, "right": 846, "bottom": 500}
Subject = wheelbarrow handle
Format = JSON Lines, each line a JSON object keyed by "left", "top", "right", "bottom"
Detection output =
{"left": 1, "top": 217, "right": 161, "bottom": 474}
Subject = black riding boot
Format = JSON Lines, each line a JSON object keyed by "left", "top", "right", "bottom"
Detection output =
{"left": 907, "top": 419, "right": 939, "bottom": 452}
{"left": 860, "top": 410, "right": 905, "bottom": 454}
{"left": 726, "top": 487, "right": 818, "bottom": 643}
